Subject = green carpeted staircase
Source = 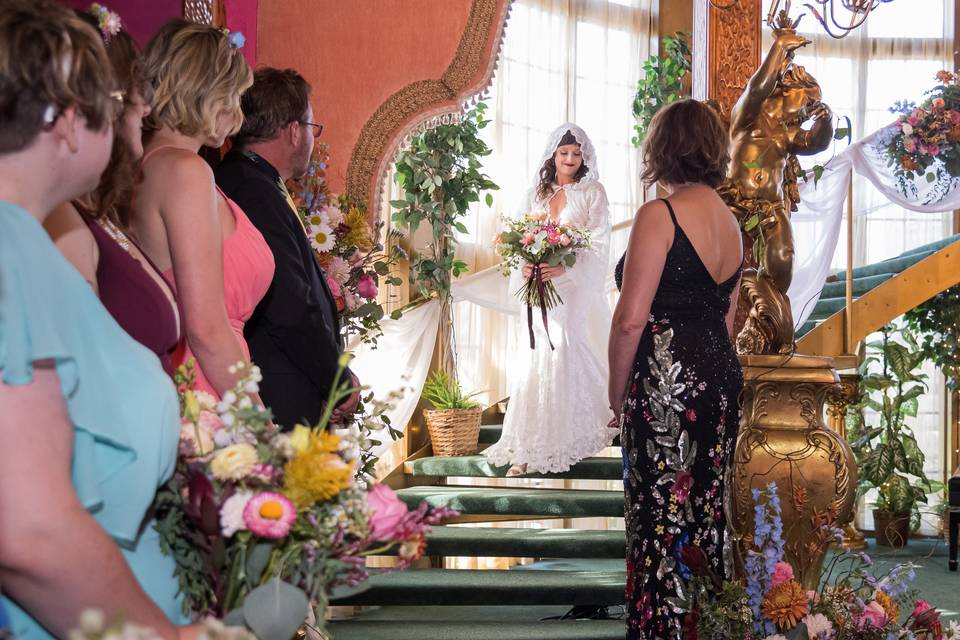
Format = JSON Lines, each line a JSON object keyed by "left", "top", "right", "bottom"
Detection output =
{"left": 797, "top": 233, "right": 960, "bottom": 338}
{"left": 328, "top": 424, "right": 627, "bottom": 640}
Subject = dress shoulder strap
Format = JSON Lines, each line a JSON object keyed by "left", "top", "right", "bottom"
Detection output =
{"left": 140, "top": 145, "right": 183, "bottom": 167}
{"left": 660, "top": 198, "right": 679, "bottom": 227}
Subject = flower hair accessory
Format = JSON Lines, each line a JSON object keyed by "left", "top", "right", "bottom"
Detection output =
{"left": 87, "top": 3, "right": 121, "bottom": 42}
{"left": 220, "top": 28, "right": 246, "bottom": 50}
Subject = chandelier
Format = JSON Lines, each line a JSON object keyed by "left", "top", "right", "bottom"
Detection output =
{"left": 708, "top": 0, "right": 896, "bottom": 38}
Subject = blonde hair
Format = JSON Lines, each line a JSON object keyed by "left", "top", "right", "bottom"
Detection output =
{"left": 142, "top": 20, "right": 252, "bottom": 139}
{"left": 0, "top": 0, "right": 114, "bottom": 153}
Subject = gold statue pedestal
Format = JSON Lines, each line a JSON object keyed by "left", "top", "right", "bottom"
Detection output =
{"left": 730, "top": 354, "right": 858, "bottom": 590}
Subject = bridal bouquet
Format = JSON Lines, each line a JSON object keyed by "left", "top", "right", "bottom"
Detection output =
{"left": 155, "top": 359, "right": 457, "bottom": 639}
{"left": 674, "top": 483, "right": 957, "bottom": 640}
{"left": 495, "top": 212, "right": 590, "bottom": 349}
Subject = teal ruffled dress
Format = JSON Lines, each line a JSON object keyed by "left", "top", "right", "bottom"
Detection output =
{"left": 0, "top": 202, "right": 187, "bottom": 637}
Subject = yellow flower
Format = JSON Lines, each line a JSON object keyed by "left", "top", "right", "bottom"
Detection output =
{"left": 289, "top": 424, "right": 312, "bottom": 453}
{"left": 283, "top": 430, "right": 353, "bottom": 508}
{"left": 210, "top": 443, "right": 258, "bottom": 481}
{"left": 342, "top": 207, "right": 373, "bottom": 252}
{"left": 762, "top": 580, "right": 809, "bottom": 630}
{"left": 874, "top": 590, "right": 900, "bottom": 622}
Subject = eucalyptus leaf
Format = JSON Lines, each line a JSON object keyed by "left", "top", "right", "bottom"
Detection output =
{"left": 242, "top": 579, "right": 309, "bottom": 640}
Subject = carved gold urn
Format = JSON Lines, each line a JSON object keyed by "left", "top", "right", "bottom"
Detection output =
{"left": 728, "top": 354, "right": 858, "bottom": 590}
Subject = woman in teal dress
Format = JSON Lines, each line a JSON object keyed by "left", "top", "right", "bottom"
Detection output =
{"left": 0, "top": 4, "right": 193, "bottom": 638}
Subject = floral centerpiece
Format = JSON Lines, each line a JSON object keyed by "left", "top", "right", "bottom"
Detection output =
{"left": 495, "top": 212, "right": 590, "bottom": 350}
{"left": 885, "top": 70, "right": 960, "bottom": 202}
{"left": 676, "top": 483, "right": 958, "bottom": 640}
{"left": 155, "top": 359, "right": 456, "bottom": 639}
{"left": 287, "top": 143, "right": 406, "bottom": 345}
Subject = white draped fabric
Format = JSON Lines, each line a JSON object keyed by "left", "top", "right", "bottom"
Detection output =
{"left": 789, "top": 126, "right": 960, "bottom": 329}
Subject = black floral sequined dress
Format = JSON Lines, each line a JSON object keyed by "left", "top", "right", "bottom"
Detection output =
{"left": 614, "top": 199, "right": 743, "bottom": 639}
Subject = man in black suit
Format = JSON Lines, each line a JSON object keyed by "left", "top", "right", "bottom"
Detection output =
{"left": 216, "top": 68, "right": 359, "bottom": 430}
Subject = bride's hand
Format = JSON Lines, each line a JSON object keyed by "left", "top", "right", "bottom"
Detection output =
{"left": 538, "top": 264, "right": 565, "bottom": 281}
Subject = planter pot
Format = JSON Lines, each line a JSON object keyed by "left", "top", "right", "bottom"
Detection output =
{"left": 424, "top": 407, "right": 482, "bottom": 456}
{"left": 873, "top": 510, "right": 911, "bottom": 547}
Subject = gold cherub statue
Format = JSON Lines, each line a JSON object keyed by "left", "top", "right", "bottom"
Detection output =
{"left": 720, "top": 10, "right": 834, "bottom": 355}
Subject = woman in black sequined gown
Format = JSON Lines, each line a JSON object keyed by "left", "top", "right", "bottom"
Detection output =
{"left": 609, "top": 100, "right": 744, "bottom": 640}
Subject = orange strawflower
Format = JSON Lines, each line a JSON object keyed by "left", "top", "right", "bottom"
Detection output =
{"left": 762, "top": 580, "right": 809, "bottom": 630}
{"left": 874, "top": 590, "right": 900, "bottom": 623}
{"left": 901, "top": 155, "right": 919, "bottom": 171}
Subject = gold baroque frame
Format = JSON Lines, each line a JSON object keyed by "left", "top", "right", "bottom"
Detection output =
{"left": 345, "top": 0, "right": 514, "bottom": 214}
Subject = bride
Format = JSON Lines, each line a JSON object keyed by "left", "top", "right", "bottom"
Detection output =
{"left": 483, "top": 123, "right": 616, "bottom": 476}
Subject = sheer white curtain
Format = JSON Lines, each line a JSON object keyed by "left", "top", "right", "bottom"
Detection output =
{"left": 763, "top": 0, "right": 954, "bottom": 535}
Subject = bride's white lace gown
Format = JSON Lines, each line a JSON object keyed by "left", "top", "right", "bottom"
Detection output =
{"left": 482, "top": 123, "right": 615, "bottom": 474}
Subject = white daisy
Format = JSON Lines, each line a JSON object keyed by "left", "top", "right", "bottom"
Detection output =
{"left": 309, "top": 222, "right": 335, "bottom": 253}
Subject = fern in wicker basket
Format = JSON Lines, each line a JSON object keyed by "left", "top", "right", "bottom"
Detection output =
{"left": 421, "top": 371, "right": 483, "bottom": 456}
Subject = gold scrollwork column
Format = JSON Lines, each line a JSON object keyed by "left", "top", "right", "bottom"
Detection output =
{"left": 825, "top": 373, "right": 868, "bottom": 550}
{"left": 730, "top": 355, "right": 858, "bottom": 590}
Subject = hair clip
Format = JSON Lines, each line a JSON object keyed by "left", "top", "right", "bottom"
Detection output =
{"left": 221, "top": 28, "right": 246, "bottom": 50}
{"left": 88, "top": 3, "right": 122, "bottom": 42}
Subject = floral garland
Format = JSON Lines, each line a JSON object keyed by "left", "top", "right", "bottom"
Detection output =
{"left": 884, "top": 70, "right": 960, "bottom": 202}
{"left": 677, "top": 483, "right": 957, "bottom": 640}
{"left": 87, "top": 3, "right": 121, "bottom": 41}
{"left": 287, "top": 143, "right": 405, "bottom": 346}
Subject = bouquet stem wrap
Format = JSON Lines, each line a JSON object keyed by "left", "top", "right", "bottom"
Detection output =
{"left": 520, "top": 264, "right": 562, "bottom": 350}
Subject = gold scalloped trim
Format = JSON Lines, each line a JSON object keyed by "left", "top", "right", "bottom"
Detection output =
{"left": 345, "top": 0, "right": 513, "bottom": 212}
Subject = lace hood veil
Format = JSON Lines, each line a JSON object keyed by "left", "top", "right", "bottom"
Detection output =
{"left": 534, "top": 122, "right": 601, "bottom": 190}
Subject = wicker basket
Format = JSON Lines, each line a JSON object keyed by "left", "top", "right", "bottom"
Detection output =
{"left": 423, "top": 406, "right": 483, "bottom": 456}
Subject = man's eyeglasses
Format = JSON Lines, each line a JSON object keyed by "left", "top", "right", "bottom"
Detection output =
{"left": 298, "top": 120, "right": 323, "bottom": 136}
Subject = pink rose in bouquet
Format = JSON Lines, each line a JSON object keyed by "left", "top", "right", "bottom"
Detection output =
{"left": 357, "top": 274, "right": 378, "bottom": 299}
{"left": 367, "top": 483, "right": 409, "bottom": 541}
{"left": 770, "top": 561, "right": 794, "bottom": 588}
{"left": 859, "top": 601, "right": 889, "bottom": 628}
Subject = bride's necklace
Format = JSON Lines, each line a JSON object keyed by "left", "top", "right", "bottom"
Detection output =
{"left": 98, "top": 217, "right": 132, "bottom": 253}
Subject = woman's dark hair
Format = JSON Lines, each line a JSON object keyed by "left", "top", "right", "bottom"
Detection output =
{"left": 536, "top": 130, "right": 589, "bottom": 200}
{"left": 75, "top": 10, "right": 149, "bottom": 227}
{"left": 640, "top": 99, "right": 729, "bottom": 189}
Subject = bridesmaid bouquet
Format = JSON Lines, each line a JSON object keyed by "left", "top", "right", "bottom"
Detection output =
{"left": 155, "top": 358, "right": 457, "bottom": 639}
{"left": 495, "top": 212, "right": 590, "bottom": 349}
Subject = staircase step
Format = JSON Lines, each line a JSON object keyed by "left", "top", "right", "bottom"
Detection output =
{"left": 835, "top": 249, "right": 934, "bottom": 281}
{"left": 407, "top": 455, "right": 623, "bottom": 480}
{"left": 797, "top": 320, "right": 818, "bottom": 338}
{"left": 328, "top": 620, "right": 625, "bottom": 640}
{"left": 397, "top": 486, "right": 624, "bottom": 518}
{"left": 820, "top": 272, "right": 894, "bottom": 299}
{"left": 809, "top": 296, "right": 846, "bottom": 320}
{"left": 330, "top": 568, "right": 626, "bottom": 606}
{"left": 407, "top": 526, "right": 625, "bottom": 558}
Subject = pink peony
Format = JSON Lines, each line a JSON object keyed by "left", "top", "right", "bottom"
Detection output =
{"left": 357, "top": 274, "right": 378, "bottom": 299}
{"left": 326, "top": 276, "right": 342, "bottom": 298}
{"left": 243, "top": 492, "right": 297, "bottom": 539}
{"left": 671, "top": 470, "right": 694, "bottom": 504}
{"left": 367, "top": 483, "right": 409, "bottom": 541}
{"left": 770, "top": 561, "right": 795, "bottom": 588}
{"left": 521, "top": 232, "right": 535, "bottom": 246}
{"left": 547, "top": 231, "right": 562, "bottom": 245}
{"left": 859, "top": 601, "right": 888, "bottom": 628}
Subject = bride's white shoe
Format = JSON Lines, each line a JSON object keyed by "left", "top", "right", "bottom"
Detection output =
{"left": 506, "top": 463, "right": 528, "bottom": 477}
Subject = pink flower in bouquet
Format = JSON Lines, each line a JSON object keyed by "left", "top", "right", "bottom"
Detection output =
{"left": 493, "top": 231, "right": 502, "bottom": 245}
{"left": 771, "top": 561, "right": 795, "bottom": 588}
{"left": 904, "top": 136, "right": 917, "bottom": 153}
{"left": 179, "top": 417, "right": 216, "bottom": 458}
{"left": 859, "top": 601, "right": 889, "bottom": 628}
{"left": 243, "top": 492, "right": 297, "bottom": 539}
{"left": 326, "top": 275, "right": 342, "bottom": 298}
{"left": 343, "top": 289, "right": 361, "bottom": 312}
{"left": 547, "top": 230, "right": 562, "bottom": 245}
{"left": 950, "top": 110, "right": 960, "bottom": 125}
{"left": 920, "top": 142, "right": 930, "bottom": 155}
{"left": 367, "top": 483, "right": 409, "bottom": 541}
{"left": 928, "top": 143, "right": 941, "bottom": 156}
{"left": 530, "top": 211, "right": 547, "bottom": 222}
{"left": 357, "top": 274, "right": 378, "bottom": 299}
{"left": 521, "top": 232, "right": 535, "bottom": 246}
{"left": 327, "top": 255, "right": 351, "bottom": 286}
{"left": 326, "top": 204, "right": 345, "bottom": 227}
{"left": 250, "top": 463, "right": 279, "bottom": 483}
{"left": 802, "top": 613, "right": 833, "bottom": 639}
{"left": 912, "top": 600, "right": 932, "bottom": 618}
{"left": 220, "top": 490, "right": 253, "bottom": 537}
{"left": 933, "top": 97, "right": 946, "bottom": 110}
{"left": 902, "top": 122, "right": 915, "bottom": 136}
{"left": 671, "top": 470, "right": 694, "bottom": 504}
{"left": 559, "top": 234, "right": 571, "bottom": 247}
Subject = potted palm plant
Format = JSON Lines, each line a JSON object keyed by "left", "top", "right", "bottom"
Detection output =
{"left": 421, "top": 370, "right": 482, "bottom": 457}
{"left": 847, "top": 326, "right": 939, "bottom": 547}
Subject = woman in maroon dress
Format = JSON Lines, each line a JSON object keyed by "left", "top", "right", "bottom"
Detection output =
{"left": 44, "top": 17, "right": 180, "bottom": 374}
